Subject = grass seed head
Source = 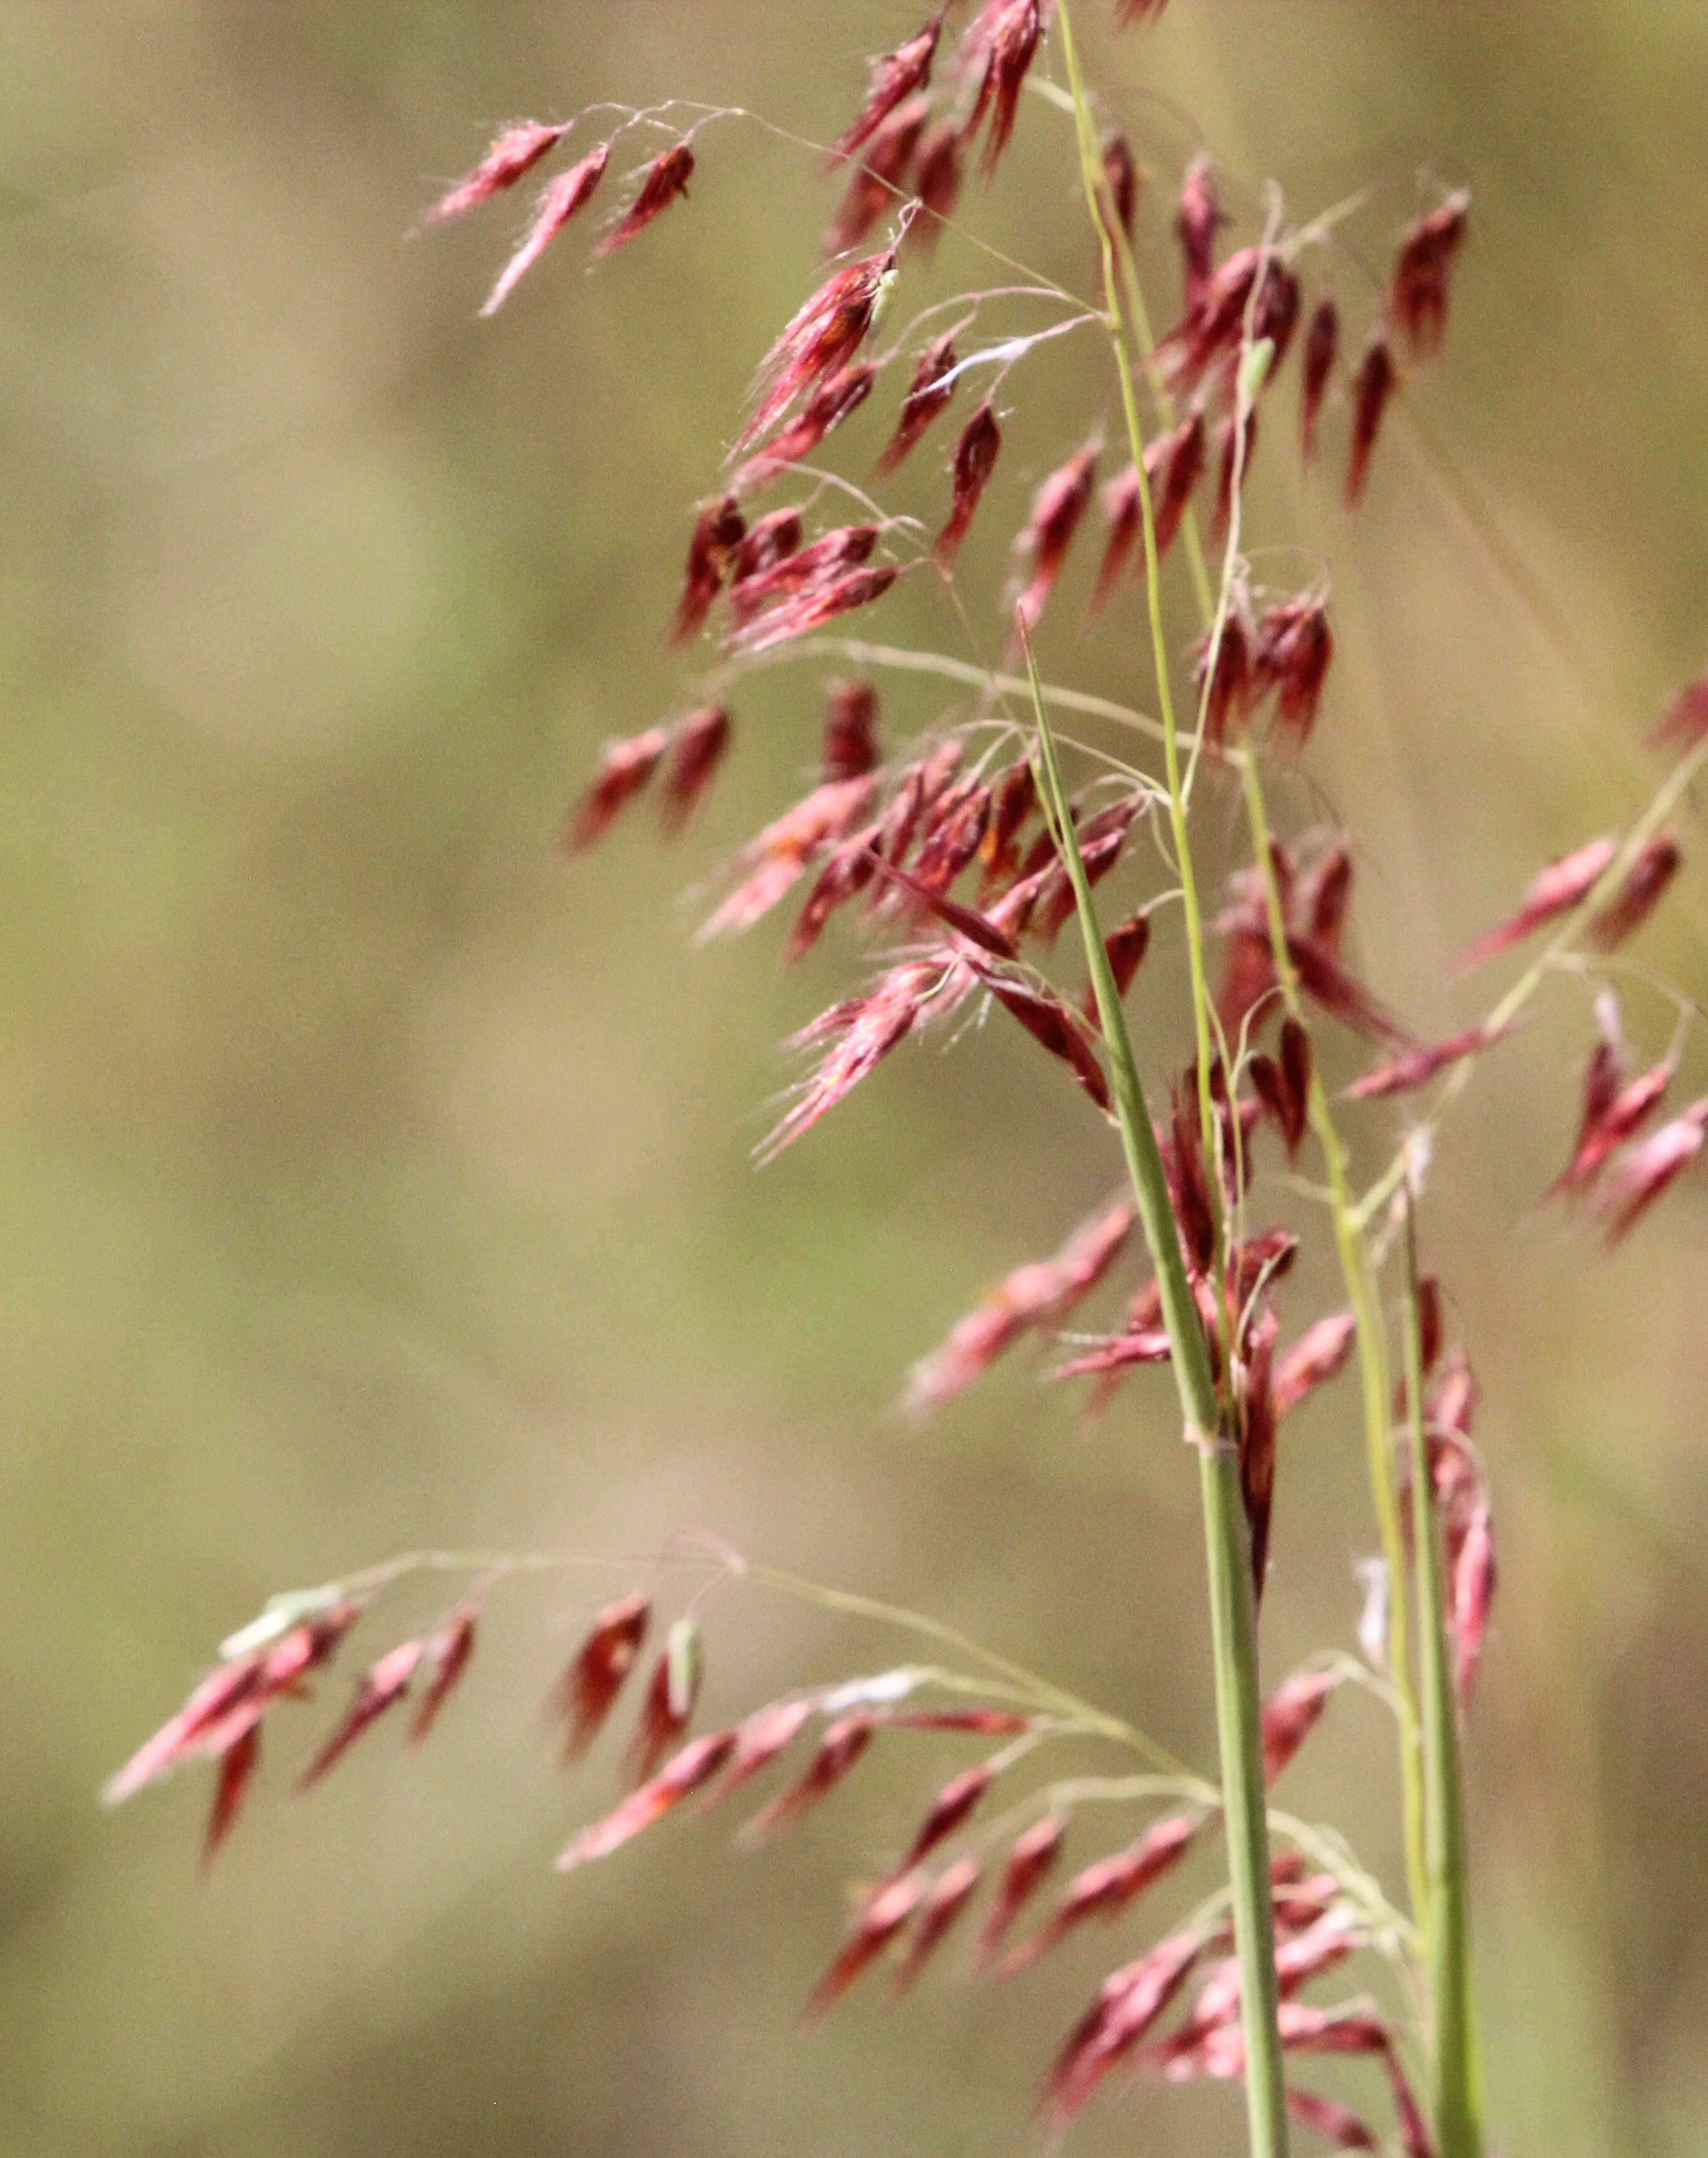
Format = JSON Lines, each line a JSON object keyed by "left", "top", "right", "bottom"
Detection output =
{"left": 480, "top": 147, "right": 610, "bottom": 314}
{"left": 594, "top": 140, "right": 694, "bottom": 260}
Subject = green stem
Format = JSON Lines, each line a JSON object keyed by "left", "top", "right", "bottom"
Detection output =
{"left": 1025, "top": 637, "right": 1289, "bottom": 2158}
{"left": 1401, "top": 1207, "right": 1484, "bottom": 2158}
{"left": 1050, "top": 19, "right": 1289, "bottom": 2152}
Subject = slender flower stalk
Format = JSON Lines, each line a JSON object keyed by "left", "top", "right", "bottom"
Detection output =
{"left": 1402, "top": 1204, "right": 1484, "bottom": 2158}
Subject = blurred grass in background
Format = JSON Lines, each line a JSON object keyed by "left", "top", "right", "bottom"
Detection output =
{"left": 3, "top": 3, "right": 1707, "bottom": 2153}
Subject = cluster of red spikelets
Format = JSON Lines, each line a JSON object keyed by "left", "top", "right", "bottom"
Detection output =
{"left": 453, "top": 0, "right": 1701, "bottom": 1766}
{"left": 103, "top": 1592, "right": 478, "bottom": 1867}
{"left": 111, "top": 1556, "right": 1438, "bottom": 2147}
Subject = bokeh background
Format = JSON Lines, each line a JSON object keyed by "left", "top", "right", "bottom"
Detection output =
{"left": 5, "top": 3, "right": 1708, "bottom": 2154}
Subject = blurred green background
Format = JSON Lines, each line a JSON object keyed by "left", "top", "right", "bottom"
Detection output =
{"left": 5, "top": 3, "right": 1707, "bottom": 2154}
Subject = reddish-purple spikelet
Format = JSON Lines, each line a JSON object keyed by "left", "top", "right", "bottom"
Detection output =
{"left": 1150, "top": 408, "right": 1208, "bottom": 555}
{"left": 1386, "top": 2049, "right": 1438, "bottom": 2158}
{"left": 1253, "top": 598, "right": 1334, "bottom": 741}
{"left": 822, "top": 681, "right": 882, "bottom": 783}
{"left": 1084, "top": 909, "right": 1151, "bottom": 1021}
{"left": 1652, "top": 669, "right": 1708, "bottom": 753}
{"left": 1300, "top": 298, "right": 1339, "bottom": 465}
{"left": 480, "top": 147, "right": 609, "bottom": 315}
{"left": 875, "top": 334, "right": 959, "bottom": 475}
{"left": 671, "top": 495, "right": 746, "bottom": 646}
{"left": 1261, "top": 1665, "right": 1341, "bottom": 1784}
{"left": 1196, "top": 611, "right": 1253, "bottom": 746}
{"left": 1162, "top": 2001, "right": 1391, "bottom": 2086}
{"left": 1004, "top": 1813, "right": 1197, "bottom": 1974}
{"left": 1247, "top": 1054, "right": 1292, "bottom": 1153}
{"left": 763, "top": 960, "right": 941, "bottom": 1158}
{"left": 299, "top": 1639, "right": 425, "bottom": 1789}
{"left": 105, "top": 1602, "right": 364, "bottom": 1808}
{"left": 965, "top": 960, "right": 1113, "bottom": 1112}
{"left": 1176, "top": 154, "right": 1226, "bottom": 311}
{"left": 806, "top": 1871, "right": 928, "bottom": 2018}
{"left": 553, "top": 1592, "right": 649, "bottom": 1763}
{"left": 936, "top": 403, "right": 1003, "bottom": 565}
{"left": 741, "top": 247, "right": 897, "bottom": 453}
{"left": 1051, "top": 1327, "right": 1173, "bottom": 1383}
{"left": 1273, "top": 1869, "right": 1343, "bottom": 1934}
{"left": 1549, "top": 1058, "right": 1672, "bottom": 1199}
{"left": 1345, "top": 334, "right": 1397, "bottom": 507}
{"left": 1452, "top": 1501, "right": 1496, "bottom": 1704}
{"left": 626, "top": 1618, "right": 703, "bottom": 1787}
{"left": 1344, "top": 1020, "right": 1516, "bottom": 1101}
{"left": 899, "top": 1760, "right": 997, "bottom": 1871}
{"left": 108, "top": 1658, "right": 267, "bottom": 1807}
{"left": 700, "top": 775, "right": 878, "bottom": 938}
{"left": 1454, "top": 834, "right": 1618, "bottom": 971}
{"left": 659, "top": 706, "right": 732, "bottom": 834}
{"left": 702, "top": 1697, "right": 816, "bottom": 1811}
{"left": 1115, "top": 0, "right": 1171, "bottom": 24}
{"left": 786, "top": 827, "right": 882, "bottom": 961}
{"left": 863, "top": 847, "right": 1017, "bottom": 963}
{"left": 1163, "top": 250, "right": 1299, "bottom": 398}
{"left": 1249, "top": 1013, "right": 1311, "bottom": 1156}
{"left": 825, "top": 98, "right": 929, "bottom": 257}
{"left": 1390, "top": 190, "right": 1469, "bottom": 359}
{"left": 1101, "top": 131, "right": 1141, "bottom": 242}
{"left": 1588, "top": 834, "right": 1681, "bottom": 949}
{"left": 1281, "top": 1013, "right": 1313, "bottom": 1125}
{"left": 1302, "top": 844, "right": 1350, "bottom": 950}
{"left": 1286, "top": 2088, "right": 1380, "bottom": 2152}
{"left": 893, "top": 1856, "right": 982, "bottom": 1992}
{"left": 1239, "top": 1308, "right": 1280, "bottom": 1601}
{"left": 734, "top": 364, "right": 876, "bottom": 493}
{"left": 729, "top": 507, "right": 802, "bottom": 586}
{"left": 557, "top": 1728, "right": 739, "bottom": 1869}
{"left": 906, "top": 1198, "right": 1133, "bottom": 1413}
{"left": 907, "top": 122, "right": 963, "bottom": 242}
{"left": 427, "top": 121, "right": 568, "bottom": 225}
{"left": 733, "top": 366, "right": 875, "bottom": 494}
{"left": 908, "top": 776, "right": 991, "bottom": 892}
{"left": 562, "top": 727, "right": 669, "bottom": 855}
{"left": 1043, "top": 1932, "right": 1204, "bottom": 2125}
{"left": 1011, "top": 443, "right": 1099, "bottom": 637}
{"left": 409, "top": 1607, "right": 478, "bottom": 1743}
{"left": 1164, "top": 1083, "right": 1218, "bottom": 1278}
{"left": 1029, "top": 797, "right": 1143, "bottom": 942}
{"left": 1289, "top": 935, "right": 1411, "bottom": 1047}
{"left": 1600, "top": 1100, "right": 1708, "bottom": 1242}
{"left": 203, "top": 1721, "right": 261, "bottom": 1869}
{"left": 1273, "top": 1313, "right": 1357, "bottom": 1418}
{"left": 1187, "top": 1911, "right": 1357, "bottom": 2033}
{"left": 731, "top": 564, "right": 902, "bottom": 654}
{"left": 979, "top": 760, "right": 1039, "bottom": 894}
{"left": 879, "top": 1707, "right": 1034, "bottom": 1735}
{"left": 1089, "top": 466, "right": 1142, "bottom": 619}
{"left": 977, "top": 1814, "right": 1065, "bottom": 1969}
{"left": 829, "top": 14, "right": 943, "bottom": 165}
{"left": 961, "top": 0, "right": 1044, "bottom": 180}
{"left": 744, "top": 1711, "right": 875, "bottom": 1843}
{"left": 729, "top": 525, "right": 879, "bottom": 624}
{"left": 594, "top": 140, "right": 694, "bottom": 260}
